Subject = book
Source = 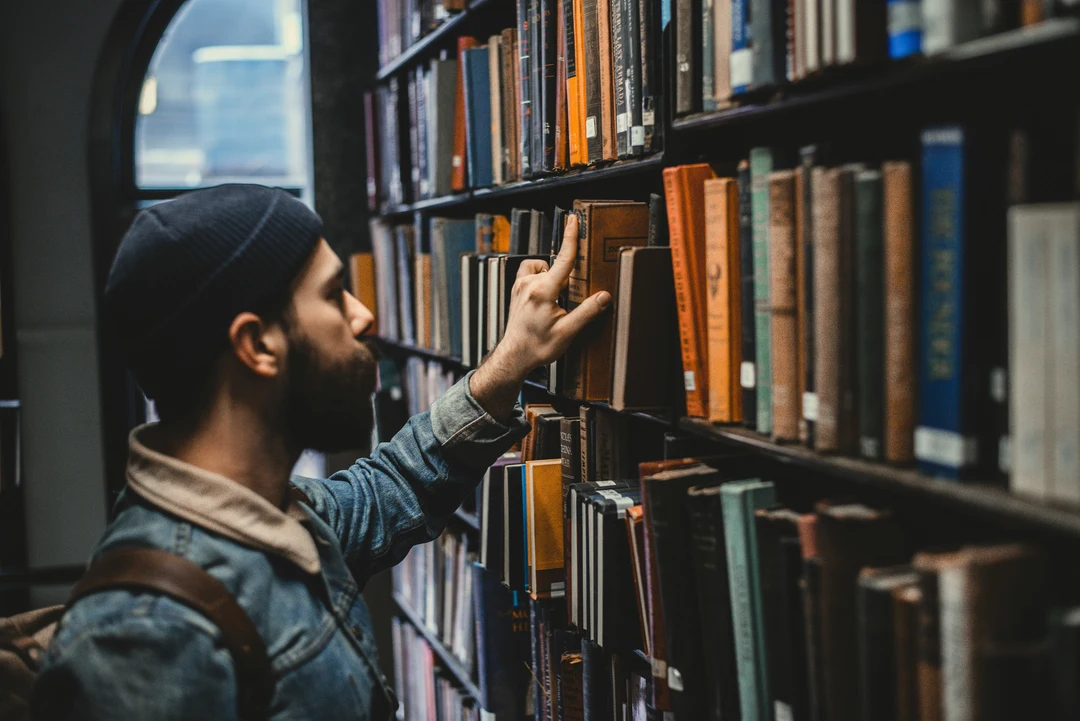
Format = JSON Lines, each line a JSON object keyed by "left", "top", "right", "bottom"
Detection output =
{"left": 855, "top": 168, "right": 885, "bottom": 460}
{"left": 414, "top": 244, "right": 432, "bottom": 348}
{"left": 503, "top": 27, "right": 522, "bottom": 181}
{"left": 750, "top": 148, "right": 775, "bottom": 434}
{"left": 462, "top": 46, "right": 494, "bottom": 188}
{"left": 664, "top": 164, "right": 719, "bottom": 418}
{"left": 612, "top": 0, "right": 629, "bottom": 156}
{"left": 888, "top": 0, "right": 922, "bottom": 57}
{"left": 922, "top": 0, "right": 982, "bottom": 54}
{"left": 564, "top": 201, "right": 650, "bottom": 401}
{"left": 624, "top": 505, "right": 650, "bottom": 657}
{"left": 704, "top": 177, "right": 742, "bottom": 423}
{"left": 517, "top": 0, "right": 534, "bottom": 178}
{"left": 894, "top": 583, "right": 923, "bottom": 721}
{"left": 857, "top": 566, "right": 920, "bottom": 721}
{"left": 349, "top": 252, "right": 379, "bottom": 336}
{"left": 610, "top": 247, "right": 681, "bottom": 412}
{"left": 571, "top": 0, "right": 589, "bottom": 167}
{"left": 370, "top": 219, "right": 399, "bottom": 341}
{"left": 590, "top": 488, "right": 642, "bottom": 649}
{"left": 540, "top": 0, "right": 558, "bottom": 172}
{"left": 770, "top": 170, "right": 800, "bottom": 441}
{"left": 428, "top": 58, "right": 458, "bottom": 198}
{"left": 489, "top": 35, "right": 505, "bottom": 186}
{"left": 452, "top": 37, "right": 481, "bottom": 191}
{"left": 675, "top": 0, "right": 702, "bottom": 114}
{"left": 528, "top": 459, "right": 567, "bottom": 598}
{"left": 363, "top": 91, "right": 382, "bottom": 210}
{"left": 475, "top": 562, "right": 533, "bottom": 718}
{"left": 797, "top": 145, "right": 818, "bottom": 446}
{"left": 597, "top": 0, "right": 618, "bottom": 161}
{"left": 639, "top": 0, "right": 659, "bottom": 152}
{"left": 883, "top": 161, "right": 916, "bottom": 463}
{"left": 738, "top": 160, "right": 758, "bottom": 429}
{"left": 582, "top": 0, "right": 604, "bottom": 163}
{"left": 731, "top": 0, "right": 752, "bottom": 95}
{"left": 625, "top": 0, "right": 645, "bottom": 156}
{"left": 751, "top": 0, "right": 788, "bottom": 88}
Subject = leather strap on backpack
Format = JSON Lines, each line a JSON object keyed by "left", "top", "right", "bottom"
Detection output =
{"left": 68, "top": 548, "right": 272, "bottom": 721}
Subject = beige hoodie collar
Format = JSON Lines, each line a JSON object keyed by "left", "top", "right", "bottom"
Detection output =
{"left": 126, "top": 424, "right": 321, "bottom": 574}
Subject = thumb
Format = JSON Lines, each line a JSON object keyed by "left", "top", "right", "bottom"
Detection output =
{"left": 555, "top": 291, "right": 612, "bottom": 339}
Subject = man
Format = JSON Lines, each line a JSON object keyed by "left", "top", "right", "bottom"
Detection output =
{"left": 31, "top": 185, "right": 610, "bottom": 719}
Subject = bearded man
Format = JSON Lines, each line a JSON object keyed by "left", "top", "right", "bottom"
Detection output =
{"left": 31, "top": 185, "right": 609, "bottom": 720}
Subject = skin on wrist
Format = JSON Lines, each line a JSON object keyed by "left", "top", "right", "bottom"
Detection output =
{"left": 468, "top": 344, "right": 528, "bottom": 424}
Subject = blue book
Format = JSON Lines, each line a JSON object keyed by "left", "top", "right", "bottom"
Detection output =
{"left": 919, "top": 128, "right": 964, "bottom": 478}
{"left": 461, "top": 46, "right": 493, "bottom": 189}
{"left": 721, "top": 479, "right": 776, "bottom": 721}
{"left": 473, "top": 562, "right": 532, "bottom": 718}
{"left": 430, "top": 217, "right": 476, "bottom": 359}
{"left": 888, "top": 0, "right": 922, "bottom": 59}
{"left": 731, "top": 0, "right": 751, "bottom": 96}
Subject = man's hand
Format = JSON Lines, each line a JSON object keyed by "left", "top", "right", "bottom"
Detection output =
{"left": 469, "top": 213, "right": 611, "bottom": 422}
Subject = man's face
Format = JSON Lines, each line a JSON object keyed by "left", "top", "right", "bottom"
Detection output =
{"left": 279, "top": 240, "right": 378, "bottom": 453}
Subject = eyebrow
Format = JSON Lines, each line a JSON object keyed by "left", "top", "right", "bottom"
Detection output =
{"left": 323, "top": 264, "right": 345, "bottom": 291}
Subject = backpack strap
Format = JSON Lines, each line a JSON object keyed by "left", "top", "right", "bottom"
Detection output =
{"left": 68, "top": 548, "right": 271, "bottom": 721}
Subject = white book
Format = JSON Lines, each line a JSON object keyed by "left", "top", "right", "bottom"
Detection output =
{"left": 476, "top": 258, "right": 488, "bottom": 367}
{"left": 488, "top": 36, "right": 504, "bottom": 187}
{"left": 938, "top": 563, "right": 972, "bottom": 721}
{"left": 821, "top": 0, "right": 836, "bottom": 65}
{"left": 486, "top": 256, "right": 501, "bottom": 356}
{"left": 922, "top": 0, "right": 982, "bottom": 55}
{"left": 1008, "top": 206, "right": 1050, "bottom": 500}
{"left": 804, "top": 0, "right": 821, "bottom": 72}
{"left": 461, "top": 254, "right": 473, "bottom": 367}
{"left": 836, "top": 0, "right": 855, "bottom": 63}
{"left": 1047, "top": 203, "right": 1080, "bottom": 504}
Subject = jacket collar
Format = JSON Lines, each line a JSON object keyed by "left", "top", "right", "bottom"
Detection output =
{"left": 125, "top": 424, "right": 321, "bottom": 574}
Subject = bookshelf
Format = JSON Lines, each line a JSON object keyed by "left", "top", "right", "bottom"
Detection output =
{"left": 359, "top": 0, "right": 1080, "bottom": 719}
{"left": 376, "top": 0, "right": 496, "bottom": 81}
{"left": 392, "top": 591, "right": 484, "bottom": 701}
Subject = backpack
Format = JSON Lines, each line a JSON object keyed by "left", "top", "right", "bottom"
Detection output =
{"left": 0, "top": 547, "right": 271, "bottom": 721}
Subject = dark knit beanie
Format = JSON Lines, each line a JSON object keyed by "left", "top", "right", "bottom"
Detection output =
{"left": 104, "top": 184, "right": 323, "bottom": 400}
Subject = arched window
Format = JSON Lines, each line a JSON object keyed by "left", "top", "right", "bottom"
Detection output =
{"left": 134, "top": 0, "right": 312, "bottom": 200}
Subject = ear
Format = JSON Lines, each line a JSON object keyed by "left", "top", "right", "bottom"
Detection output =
{"left": 228, "top": 312, "right": 287, "bottom": 378}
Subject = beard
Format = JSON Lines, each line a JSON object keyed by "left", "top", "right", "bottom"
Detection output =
{"left": 281, "top": 331, "right": 378, "bottom": 453}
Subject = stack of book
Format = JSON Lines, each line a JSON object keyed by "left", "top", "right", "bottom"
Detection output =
{"left": 367, "top": 0, "right": 663, "bottom": 209}
{"left": 391, "top": 617, "right": 482, "bottom": 721}
{"left": 393, "top": 414, "right": 1080, "bottom": 720}
{"left": 680, "top": 0, "right": 1074, "bottom": 114}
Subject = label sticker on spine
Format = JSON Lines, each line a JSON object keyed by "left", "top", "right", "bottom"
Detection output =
{"left": 915, "top": 427, "right": 978, "bottom": 468}
{"left": 802, "top": 392, "right": 819, "bottom": 420}
{"left": 586, "top": 117, "right": 598, "bottom": 138}
{"left": 683, "top": 371, "right": 696, "bottom": 392}
{"left": 740, "top": 362, "right": 756, "bottom": 389}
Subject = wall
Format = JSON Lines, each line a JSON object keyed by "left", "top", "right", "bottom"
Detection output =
{"left": 0, "top": 0, "right": 123, "bottom": 601}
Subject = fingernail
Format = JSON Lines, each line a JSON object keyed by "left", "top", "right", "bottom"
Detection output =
{"left": 596, "top": 291, "right": 611, "bottom": 309}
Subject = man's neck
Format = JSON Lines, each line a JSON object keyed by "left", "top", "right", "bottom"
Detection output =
{"left": 162, "top": 402, "right": 298, "bottom": 509}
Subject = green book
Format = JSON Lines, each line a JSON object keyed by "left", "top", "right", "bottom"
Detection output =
{"left": 855, "top": 169, "right": 885, "bottom": 460}
{"left": 721, "top": 478, "right": 776, "bottom": 721}
{"left": 750, "top": 148, "right": 774, "bottom": 435}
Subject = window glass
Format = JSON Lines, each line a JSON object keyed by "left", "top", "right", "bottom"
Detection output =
{"left": 135, "top": 0, "right": 309, "bottom": 190}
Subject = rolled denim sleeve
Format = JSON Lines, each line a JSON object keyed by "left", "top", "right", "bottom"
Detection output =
{"left": 293, "top": 371, "right": 528, "bottom": 586}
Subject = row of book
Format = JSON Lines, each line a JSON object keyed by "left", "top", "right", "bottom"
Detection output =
{"left": 375, "top": 0, "right": 464, "bottom": 69}
{"left": 454, "top": 404, "right": 1080, "bottom": 721}
{"left": 391, "top": 616, "right": 483, "bottom": 721}
{"left": 680, "top": 0, "right": 1079, "bottom": 114}
{"left": 366, "top": 0, "right": 662, "bottom": 209}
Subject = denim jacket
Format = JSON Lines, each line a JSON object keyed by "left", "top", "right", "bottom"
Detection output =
{"left": 32, "top": 372, "right": 528, "bottom": 720}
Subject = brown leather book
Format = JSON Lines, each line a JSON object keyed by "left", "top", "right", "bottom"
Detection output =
{"left": 501, "top": 28, "right": 520, "bottom": 181}
{"left": 770, "top": 170, "right": 800, "bottom": 441}
{"left": 795, "top": 166, "right": 809, "bottom": 443}
{"left": 912, "top": 549, "right": 966, "bottom": 721}
{"left": 451, "top": 36, "right": 480, "bottom": 191}
{"left": 597, "top": 0, "right": 617, "bottom": 161}
{"left": 625, "top": 505, "right": 650, "bottom": 657}
{"left": 892, "top": 584, "right": 922, "bottom": 721}
{"left": 704, "top": 177, "right": 742, "bottom": 423}
{"left": 610, "top": 247, "right": 681, "bottom": 411}
{"left": 523, "top": 404, "right": 557, "bottom": 462}
{"left": 938, "top": 545, "right": 1048, "bottom": 721}
{"left": 813, "top": 167, "right": 841, "bottom": 451}
{"left": 349, "top": 252, "right": 379, "bottom": 336}
{"left": 883, "top": 161, "right": 915, "bottom": 464}
{"left": 414, "top": 251, "right": 432, "bottom": 348}
{"left": 555, "top": 0, "right": 570, "bottom": 171}
{"left": 815, "top": 502, "right": 909, "bottom": 721}
{"left": 663, "top": 164, "right": 718, "bottom": 418}
{"left": 560, "top": 651, "right": 586, "bottom": 720}
{"left": 564, "top": 201, "right": 650, "bottom": 401}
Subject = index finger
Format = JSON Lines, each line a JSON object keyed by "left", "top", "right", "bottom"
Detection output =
{"left": 546, "top": 212, "right": 579, "bottom": 289}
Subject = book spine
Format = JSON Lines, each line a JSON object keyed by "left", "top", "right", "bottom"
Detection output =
{"left": 555, "top": 0, "right": 570, "bottom": 170}
{"left": 917, "top": 127, "right": 970, "bottom": 478}
{"left": 714, "top": 0, "right": 733, "bottom": 105}
{"left": 583, "top": 0, "right": 604, "bottom": 163}
{"left": 532, "top": 0, "right": 545, "bottom": 174}
{"left": 407, "top": 72, "right": 421, "bottom": 202}
{"left": 598, "top": 0, "right": 618, "bottom": 161}
{"left": 702, "top": 0, "right": 717, "bottom": 111}
{"left": 489, "top": 38, "right": 505, "bottom": 187}
{"left": 612, "top": 0, "right": 629, "bottom": 158}
{"left": 837, "top": 167, "right": 859, "bottom": 454}
{"left": 1008, "top": 207, "right": 1049, "bottom": 499}
{"left": 798, "top": 149, "right": 817, "bottom": 446}
{"left": 722, "top": 482, "right": 777, "bottom": 721}
{"left": 518, "top": 0, "right": 534, "bottom": 177}
{"left": 674, "top": 0, "right": 699, "bottom": 114}
{"left": 814, "top": 167, "right": 840, "bottom": 451}
{"left": 883, "top": 161, "right": 915, "bottom": 463}
{"left": 705, "top": 179, "right": 734, "bottom": 423}
{"left": 770, "top": 170, "right": 800, "bottom": 442}
{"left": 626, "top": 0, "right": 644, "bottom": 155}
{"left": 751, "top": 0, "right": 786, "bottom": 87}
{"left": 567, "top": 0, "right": 585, "bottom": 166}
{"left": 364, "top": 91, "right": 381, "bottom": 211}
{"left": 504, "top": 29, "right": 522, "bottom": 181}
{"left": 738, "top": 160, "right": 758, "bottom": 429}
{"left": 751, "top": 148, "right": 775, "bottom": 435}
{"left": 888, "top": 0, "right": 922, "bottom": 58}
{"left": 542, "top": 0, "right": 558, "bottom": 172}
{"left": 731, "top": 0, "right": 752, "bottom": 94}
{"left": 640, "top": 0, "right": 658, "bottom": 152}
{"left": 855, "top": 170, "right": 885, "bottom": 460}
{"left": 1049, "top": 206, "right": 1080, "bottom": 504}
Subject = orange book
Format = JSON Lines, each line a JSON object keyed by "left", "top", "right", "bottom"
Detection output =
{"left": 569, "top": 0, "right": 588, "bottom": 166}
{"left": 349, "top": 252, "right": 378, "bottom": 335}
{"left": 493, "top": 214, "right": 511, "bottom": 252}
{"left": 451, "top": 36, "right": 481, "bottom": 191}
{"left": 704, "top": 177, "right": 742, "bottom": 423}
{"left": 526, "top": 459, "right": 565, "bottom": 599}
{"left": 770, "top": 171, "right": 799, "bottom": 442}
{"left": 663, "top": 164, "right": 718, "bottom": 418}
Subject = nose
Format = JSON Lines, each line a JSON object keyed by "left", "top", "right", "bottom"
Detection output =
{"left": 345, "top": 291, "right": 375, "bottom": 337}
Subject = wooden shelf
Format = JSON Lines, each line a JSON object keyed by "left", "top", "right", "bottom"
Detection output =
{"left": 375, "top": 0, "right": 496, "bottom": 81}
{"left": 678, "top": 418, "right": 1080, "bottom": 542}
{"left": 393, "top": 592, "right": 484, "bottom": 701}
{"left": 377, "top": 153, "right": 665, "bottom": 219}
{"left": 672, "top": 18, "right": 1080, "bottom": 134}
{"left": 373, "top": 337, "right": 467, "bottom": 368}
